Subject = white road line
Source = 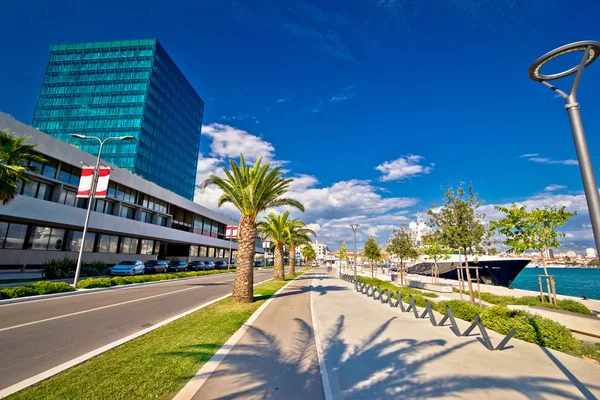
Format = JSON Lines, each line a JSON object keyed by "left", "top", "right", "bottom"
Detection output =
{"left": 0, "top": 286, "right": 202, "bottom": 332}
{"left": 311, "top": 274, "right": 335, "bottom": 400}
{"left": 173, "top": 272, "right": 308, "bottom": 400}
{"left": 0, "top": 277, "right": 274, "bottom": 399}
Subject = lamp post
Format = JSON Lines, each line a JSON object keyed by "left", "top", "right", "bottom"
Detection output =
{"left": 70, "top": 134, "right": 136, "bottom": 288}
{"left": 528, "top": 41, "right": 600, "bottom": 253}
{"left": 349, "top": 224, "right": 360, "bottom": 280}
{"left": 227, "top": 214, "right": 237, "bottom": 271}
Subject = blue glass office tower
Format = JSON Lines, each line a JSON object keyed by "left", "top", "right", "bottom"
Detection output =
{"left": 32, "top": 39, "right": 204, "bottom": 200}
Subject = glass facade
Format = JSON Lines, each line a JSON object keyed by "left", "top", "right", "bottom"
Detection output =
{"left": 32, "top": 39, "right": 204, "bottom": 200}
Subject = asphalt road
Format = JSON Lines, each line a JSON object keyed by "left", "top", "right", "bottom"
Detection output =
{"left": 0, "top": 269, "right": 274, "bottom": 391}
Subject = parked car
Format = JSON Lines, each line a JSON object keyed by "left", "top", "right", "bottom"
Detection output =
{"left": 205, "top": 261, "right": 216, "bottom": 270}
{"left": 214, "top": 261, "right": 227, "bottom": 269}
{"left": 253, "top": 261, "right": 265, "bottom": 268}
{"left": 144, "top": 260, "right": 168, "bottom": 274}
{"left": 168, "top": 260, "right": 188, "bottom": 272}
{"left": 110, "top": 260, "right": 145, "bottom": 276}
{"left": 187, "top": 261, "right": 208, "bottom": 271}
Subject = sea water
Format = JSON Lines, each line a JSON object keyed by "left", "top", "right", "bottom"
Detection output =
{"left": 511, "top": 267, "right": 600, "bottom": 300}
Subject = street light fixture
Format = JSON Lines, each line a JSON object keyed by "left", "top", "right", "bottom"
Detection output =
{"left": 528, "top": 41, "right": 600, "bottom": 254}
{"left": 349, "top": 224, "right": 360, "bottom": 280}
{"left": 70, "top": 134, "right": 137, "bottom": 288}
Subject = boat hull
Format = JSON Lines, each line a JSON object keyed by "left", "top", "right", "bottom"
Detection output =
{"left": 407, "top": 258, "right": 530, "bottom": 287}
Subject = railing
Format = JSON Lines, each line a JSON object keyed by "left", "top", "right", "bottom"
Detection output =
{"left": 341, "top": 273, "right": 516, "bottom": 351}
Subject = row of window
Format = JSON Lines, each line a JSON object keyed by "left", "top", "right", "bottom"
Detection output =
{"left": 35, "top": 105, "right": 144, "bottom": 119}
{"left": 46, "top": 59, "right": 153, "bottom": 73}
{"left": 189, "top": 245, "right": 237, "bottom": 259}
{"left": 49, "top": 48, "right": 154, "bottom": 60}
{"left": 43, "top": 70, "right": 151, "bottom": 84}
{"left": 34, "top": 116, "right": 142, "bottom": 132}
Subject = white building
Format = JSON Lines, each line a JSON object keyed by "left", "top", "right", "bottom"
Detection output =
{"left": 566, "top": 251, "right": 577, "bottom": 259}
{"left": 586, "top": 248, "right": 598, "bottom": 258}
{"left": 299, "top": 242, "right": 328, "bottom": 261}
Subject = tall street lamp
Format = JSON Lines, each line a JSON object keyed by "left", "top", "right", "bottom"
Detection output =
{"left": 349, "top": 224, "right": 360, "bottom": 280}
{"left": 528, "top": 41, "right": 600, "bottom": 253}
{"left": 227, "top": 214, "right": 237, "bottom": 271}
{"left": 70, "top": 134, "right": 136, "bottom": 288}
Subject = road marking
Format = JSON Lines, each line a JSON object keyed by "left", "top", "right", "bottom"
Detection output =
{"left": 0, "top": 286, "right": 200, "bottom": 332}
{"left": 173, "top": 271, "right": 309, "bottom": 400}
{"left": 310, "top": 274, "right": 334, "bottom": 400}
{"left": 0, "top": 276, "right": 274, "bottom": 399}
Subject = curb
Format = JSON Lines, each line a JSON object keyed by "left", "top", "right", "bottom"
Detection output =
{"left": 173, "top": 271, "right": 310, "bottom": 400}
{"left": 0, "top": 277, "right": 273, "bottom": 399}
{"left": 0, "top": 270, "right": 248, "bottom": 306}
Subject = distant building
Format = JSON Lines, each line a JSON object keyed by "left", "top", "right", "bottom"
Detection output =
{"left": 542, "top": 249, "right": 555, "bottom": 259}
{"left": 32, "top": 39, "right": 204, "bottom": 200}
{"left": 566, "top": 251, "right": 577, "bottom": 259}
{"left": 299, "top": 242, "right": 328, "bottom": 261}
{"left": 586, "top": 248, "right": 598, "bottom": 258}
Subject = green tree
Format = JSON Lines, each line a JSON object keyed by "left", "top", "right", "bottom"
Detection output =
{"left": 363, "top": 236, "right": 381, "bottom": 278}
{"left": 258, "top": 211, "right": 293, "bottom": 281}
{"left": 427, "top": 185, "right": 491, "bottom": 305}
{"left": 301, "top": 245, "right": 316, "bottom": 266}
{"left": 202, "top": 155, "right": 304, "bottom": 302}
{"left": 338, "top": 241, "right": 348, "bottom": 273}
{"left": 0, "top": 131, "right": 45, "bottom": 205}
{"left": 387, "top": 224, "right": 419, "bottom": 287}
{"left": 490, "top": 204, "right": 576, "bottom": 303}
{"left": 286, "top": 220, "right": 316, "bottom": 276}
{"left": 421, "top": 230, "right": 451, "bottom": 284}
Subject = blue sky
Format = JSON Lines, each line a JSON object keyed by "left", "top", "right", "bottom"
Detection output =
{"left": 2, "top": 0, "right": 600, "bottom": 251}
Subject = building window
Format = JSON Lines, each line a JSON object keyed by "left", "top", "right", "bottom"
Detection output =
{"left": 107, "top": 181, "right": 117, "bottom": 198}
{"left": 29, "top": 226, "right": 65, "bottom": 251}
{"left": 98, "top": 234, "right": 119, "bottom": 253}
{"left": 120, "top": 205, "right": 135, "bottom": 220}
{"left": 199, "top": 246, "right": 207, "bottom": 257}
{"left": 140, "top": 239, "right": 154, "bottom": 255}
{"left": 120, "top": 237, "right": 139, "bottom": 254}
{"left": 189, "top": 245, "right": 198, "bottom": 257}
{"left": 67, "top": 231, "right": 96, "bottom": 252}
{"left": 217, "top": 248, "right": 225, "bottom": 258}
{"left": 59, "top": 188, "right": 77, "bottom": 206}
{"left": 157, "top": 215, "right": 168, "bottom": 226}
{"left": 141, "top": 211, "right": 153, "bottom": 224}
{"left": 2, "top": 222, "right": 28, "bottom": 249}
{"left": 94, "top": 199, "right": 114, "bottom": 215}
{"left": 41, "top": 159, "right": 58, "bottom": 179}
{"left": 224, "top": 249, "right": 230, "bottom": 259}
{"left": 58, "top": 164, "right": 81, "bottom": 187}
{"left": 21, "top": 180, "right": 53, "bottom": 201}
{"left": 207, "top": 247, "right": 215, "bottom": 258}
{"left": 117, "top": 185, "right": 136, "bottom": 203}
{"left": 202, "top": 218, "right": 211, "bottom": 237}
{"left": 76, "top": 198, "right": 88, "bottom": 209}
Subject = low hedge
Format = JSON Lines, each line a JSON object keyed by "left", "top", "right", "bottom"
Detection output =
{"left": 0, "top": 281, "right": 74, "bottom": 299}
{"left": 433, "top": 300, "right": 481, "bottom": 322}
{"left": 76, "top": 270, "right": 228, "bottom": 289}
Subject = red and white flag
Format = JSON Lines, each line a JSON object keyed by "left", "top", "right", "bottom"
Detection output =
{"left": 77, "top": 167, "right": 111, "bottom": 198}
{"left": 226, "top": 225, "right": 238, "bottom": 239}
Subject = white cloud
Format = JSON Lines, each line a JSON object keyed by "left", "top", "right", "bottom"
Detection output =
{"left": 544, "top": 184, "right": 567, "bottom": 192}
{"left": 202, "top": 123, "right": 275, "bottom": 162}
{"left": 519, "top": 153, "right": 578, "bottom": 166}
{"left": 375, "top": 155, "right": 433, "bottom": 182}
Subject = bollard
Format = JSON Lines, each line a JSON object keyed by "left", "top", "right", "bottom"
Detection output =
{"left": 406, "top": 295, "right": 419, "bottom": 318}
{"left": 420, "top": 300, "right": 438, "bottom": 326}
{"left": 462, "top": 314, "right": 494, "bottom": 351}
{"left": 496, "top": 328, "right": 517, "bottom": 351}
{"left": 380, "top": 289, "right": 389, "bottom": 304}
{"left": 438, "top": 306, "right": 461, "bottom": 337}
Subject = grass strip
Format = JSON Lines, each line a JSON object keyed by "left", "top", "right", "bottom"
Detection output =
{"left": 8, "top": 271, "right": 306, "bottom": 400}
{"left": 77, "top": 269, "right": 235, "bottom": 289}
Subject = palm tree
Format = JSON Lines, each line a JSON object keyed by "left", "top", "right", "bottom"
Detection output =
{"left": 0, "top": 131, "right": 45, "bottom": 205}
{"left": 286, "top": 220, "right": 316, "bottom": 276}
{"left": 202, "top": 155, "right": 304, "bottom": 302}
{"left": 258, "top": 211, "right": 293, "bottom": 281}
{"left": 301, "top": 245, "right": 316, "bottom": 267}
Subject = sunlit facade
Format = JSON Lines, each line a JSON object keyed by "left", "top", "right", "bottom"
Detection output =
{"left": 31, "top": 39, "right": 203, "bottom": 200}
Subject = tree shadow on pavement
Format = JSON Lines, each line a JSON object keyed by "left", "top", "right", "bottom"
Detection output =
{"left": 267, "top": 284, "right": 348, "bottom": 300}
{"left": 322, "top": 315, "right": 600, "bottom": 399}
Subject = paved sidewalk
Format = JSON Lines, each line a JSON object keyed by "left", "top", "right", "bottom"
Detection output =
{"left": 188, "top": 269, "right": 325, "bottom": 399}
{"left": 312, "top": 274, "right": 600, "bottom": 399}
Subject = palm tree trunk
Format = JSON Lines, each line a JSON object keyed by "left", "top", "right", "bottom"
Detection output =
{"left": 232, "top": 215, "right": 256, "bottom": 303}
{"left": 273, "top": 243, "right": 285, "bottom": 281}
{"left": 288, "top": 245, "right": 296, "bottom": 276}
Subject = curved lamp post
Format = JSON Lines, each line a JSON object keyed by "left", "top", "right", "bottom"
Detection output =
{"left": 528, "top": 41, "right": 600, "bottom": 253}
{"left": 349, "top": 224, "right": 360, "bottom": 280}
{"left": 70, "top": 134, "right": 136, "bottom": 288}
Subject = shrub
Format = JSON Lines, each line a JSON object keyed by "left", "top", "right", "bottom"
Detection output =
{"left": 434, "top": 300, "right": 481, "bottom": 322}
{"left": 480, "top": 306, "right": 581, "bottom": 354}
{"left": 81, "top": 267, "right": 100, "bottom": 277}
{"left": 42, "top": 257, "right": 77, "bottom": 279}
{"left": 556, "top": 299, "right": 596, "bottom": 316}
{"left": 86, "top": 260, "right": 109, "bottom": 275}
{"left": 0, "top": 281, "right": 74, "bottom": 299}
{"left": 77, "top": 278, "right": 113, "bottom": 289}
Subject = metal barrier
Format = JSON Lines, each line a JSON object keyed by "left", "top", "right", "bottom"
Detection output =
{"left": 340, "top": 276, "right": 516, "bottom": 352}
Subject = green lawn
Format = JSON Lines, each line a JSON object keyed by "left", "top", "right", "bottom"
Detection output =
{"left": 9, "top": 271, "right": 306, "bottom": 400}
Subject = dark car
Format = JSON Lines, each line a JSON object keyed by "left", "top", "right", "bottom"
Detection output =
{"left": 205, "top": 261, "right": 216, "bottom": 270}
{"left": 144, "top": 260, "right": 168, "bottom": 274}
{"left": 168, "top": 260, "right": 188, "bottom": 272}
{"left": 187, "top": 261, "right": 207, "bottom": 271}
{"left": 214, "top": 261, "right": 227, "bottom": 270}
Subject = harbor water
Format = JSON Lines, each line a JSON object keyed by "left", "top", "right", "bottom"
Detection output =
{"left": 511, "top": 267, "right": 600, "bottom": 300}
